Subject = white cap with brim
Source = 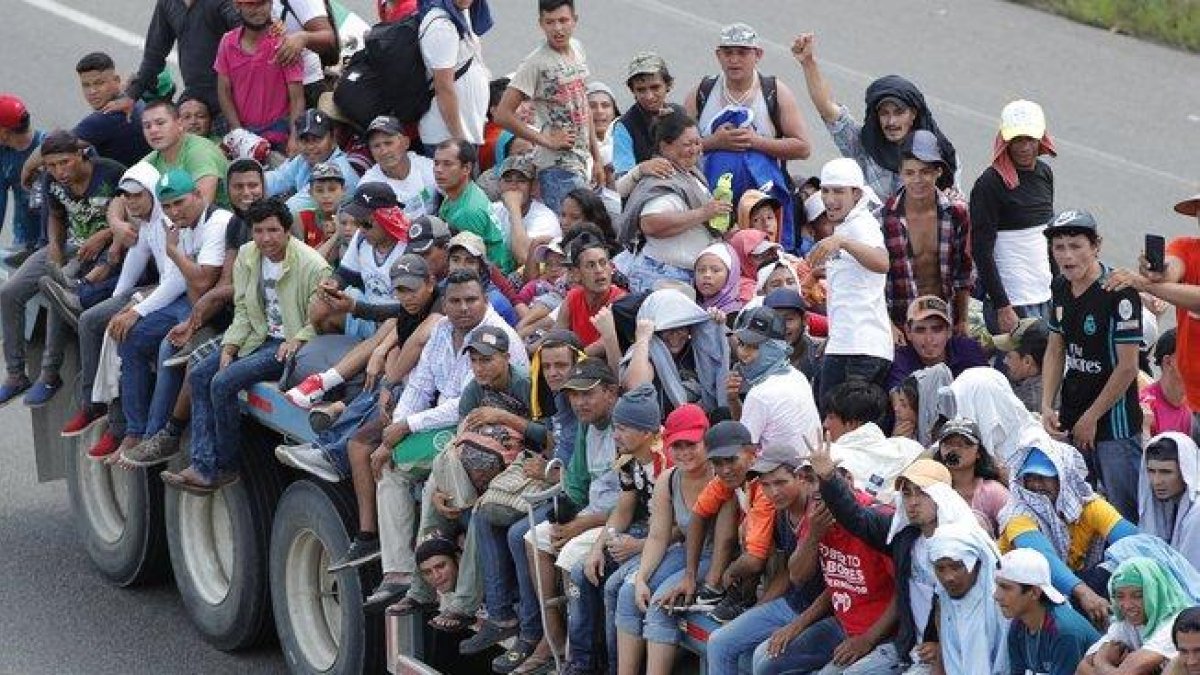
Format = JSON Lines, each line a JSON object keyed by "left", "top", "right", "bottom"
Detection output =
{"left": 119, "top": 162, "right": 161, "bottom": 195}
{"left": 996, "top": 548, "right": 1066, "bottom": 604}
{"left": 999, "top": 100, "right": 1047, "bottom": 142}
{"left": 819, "top": 158, "right": 865, "bottom": 189}
{"left": 803, "top": 191, "right": 826, "bottom": 222}
{"left": 1175, "top": 193, "right": 1200, "bottom": 217}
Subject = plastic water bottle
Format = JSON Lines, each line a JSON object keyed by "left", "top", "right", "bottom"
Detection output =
{"left": 709, "top": 172, "right": 734, "bottom": 233}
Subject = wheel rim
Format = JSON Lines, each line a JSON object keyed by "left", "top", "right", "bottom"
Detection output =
{"left": 77, "top": 450, "right": 131, "bottom": 544}
{"left": 178, "top": 490, "right": 235, "bottom": 606}
{"left": 285, "top": 528, "right": 342, "bottom": 671}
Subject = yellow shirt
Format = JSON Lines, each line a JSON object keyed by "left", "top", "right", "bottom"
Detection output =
{"left": 999, "top": 499, "right": 1123, "bottom": 570}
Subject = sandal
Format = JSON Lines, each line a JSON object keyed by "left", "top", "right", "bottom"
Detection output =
{"left": 386, "top": 595, "right": 437, "bottom": 617}
{"left": 511, "top": 654, "right": 555, "bottom": 675}
{"left": 362, "top": 580, "right": 410, "bottom": 613}
{"left": 491, "top": 638, "right": 537, "bottom": 674}
{"left": 428, "top": 610, "right": 474, "bottom": 633}
{"left": 459, "top": 619, "right": 519, "bottom": 655}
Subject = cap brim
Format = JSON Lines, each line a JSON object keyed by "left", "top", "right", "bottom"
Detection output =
{"left": 342, "top": 203, "right": 372, "bottom": 221}
{"left": 991, "top": 333, "right": 1019, "bottom": 351}
{"left": 561, "top": 377, "right": 603, "bottom": 392}
{"left": 1042, "top": 225, "right": 1094, "bottom": 239}
{"left": 464, "top": 344, "right": 503, "bottom": 357}
{"left": 393, "top": 275, "right": 425, "bottom": 291}
{"left": 1000, "top": 125, "right": 1045, "bottom": 142}
{"left": 706, "top": 444, "right": 743, "bottom": 459}
{"left": 938, "top": 430, "right": 980, "bottom": 445}
{"left": 1175, "top": 196, "right": 1200, "bottom": 217}
{"left": 1041, "top": 584, "right": 1066, "bottom": 604}
{"left": 733, "top": 328, "right": 768, "bottom": 345}
{"left": 663, "top": 428, "right": 705, "bottom": 450}
{"left": 406, "top": 239, "right": 435, "bottom": 254}
{"left": 450, "top": 244, "right": 486, "bottom": 259}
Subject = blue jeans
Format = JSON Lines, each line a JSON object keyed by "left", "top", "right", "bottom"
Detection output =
{"left": 818, "top": 353, "right": 891, "bottom": 413}
{"left": 190, "top": 341, "right": 284, "bottom": 481}
{"left": 614, "top": 545, "right": 707, "bottom": 644}
{"left": 707, "top": 597, "right": 799, "bottom": 674}
{"left": 1095, "top": 435, "right": 1142, "bottom": 523}
{"left": 317, "top": 384, "right": 387, "bottom": 477}
{"left": 625, "top": 252, "right": 694, "bottom": 295}
{"left": 476, "top": 503, "right": 551, "bottom": 642}
{"left": 537, "top": 167, "right": 587, "bottom": 216}
{"left": 118, "top": 295, "right": 192, "bottom": 437}
{"left": 567, "top": 529, "right": 646, "bottom": 670}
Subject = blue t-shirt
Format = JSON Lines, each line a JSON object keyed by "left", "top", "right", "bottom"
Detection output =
{"left": 73, "top": 102, "right": 151, "bottom": 169}
{"left": 1006, "top": 602, "right": 1101, "bottom": 675}
{"left": 0, "top": 128, "right": 46, "bottom": 246}
{"left": 775, "top": 510, "right": 825, "bottom": 613}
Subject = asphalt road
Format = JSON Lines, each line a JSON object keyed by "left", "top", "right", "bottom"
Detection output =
{"left": 0, "top": 1, "right": 1197, "bottom": 673}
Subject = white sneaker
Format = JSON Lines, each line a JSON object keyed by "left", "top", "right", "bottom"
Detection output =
{"left": 275, "top": 443, "right": 341, "bottom": 482}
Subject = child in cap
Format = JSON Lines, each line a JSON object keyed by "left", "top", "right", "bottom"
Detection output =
{"left": 736, "top": 188, "right": 783, "bottom": 242}
{"left": 265, "top": 109, "right": 360, "bottom": 216}
{"left": 298, "top": 161, "right": 346, "bottom": 253}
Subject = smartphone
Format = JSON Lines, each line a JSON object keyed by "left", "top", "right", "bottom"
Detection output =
{"left": 1146, "top": 234, "right": 1166, "bottom": 272}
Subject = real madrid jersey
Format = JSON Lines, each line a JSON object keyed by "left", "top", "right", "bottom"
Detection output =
{"left": 1049, "top": 263, "right": 1143, "bottom": 442}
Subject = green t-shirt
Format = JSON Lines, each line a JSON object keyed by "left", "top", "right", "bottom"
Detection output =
{"left": 144, "top": 133, "right": 230, "bottom": 207}
{"left": 439, "top": 182, "right": 515, "bottom": 273}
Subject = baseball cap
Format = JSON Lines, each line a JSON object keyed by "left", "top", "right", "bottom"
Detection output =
{"left": 999, "top": 100, "right": 1047, "bottom": 142}
{"left": 937, "top": 417, "right": 981, "bottom": 445}
{"left": 343, "top": 183, "right": 400, "bottom": 221}
{"left": 366, "top": 115, "right": 404, "bottom": 137}
{"left": 750, "top": 239, "right": 783, "bottom": 257}
{"left": 718, "top": 23, "right": 759, "bottom": 48}
{"left": 406, "top": 215, "right": 452, "bottom": 254}
{"left": 533, "top": 237, "right": 566, "bottom": 261}
{"left": 734, "top": 306, "right": 786, "bottom": 345}
{"left": 907, "top": 295, "right": 951, "bottom": 325}
{"left": 448, "top": 231, "right": 486, "bottom": 259}
{"left": 499, "top": 154, "right": 535, "bottom": 181}
{"left": 464, "top": 325, "right": 510, "bottom": 356}
{"left": 895, "top": 458, "right": 952, "bottom": 489}
{"left": 156, "top": 168, "right": 197, "bottom": 202}
{"left": 820, "top": 157, "right": 865, "bottom": 190}
{"left": 662, "top": 404, "right": 709, "bottom": 449}
{"left": 901, "top": 129, "right": 944, "bottom": 166}
{"left": 996, "top": 548, "right": 1066, "bottom": 604}
{"left": 390, "top": 253, "right": 430, "bottom": 291}
{"left": 0, "top": 94, "right": 29, "bottom": 130}
{"left": 750, "top": 445, "right": 807, "bottom": 476}
{"left": 1175, "top": 193, "right": 1200, "bottom": 218}
{"left": 1042, "top": 209, "right": 1099, "bottom": 239}
{"left": 118, "top": 162, "right": 160, "bottom": 195}
{"left": 763, "top": 288, "right": 806, "bottom": 313}
{"left": 626, "top": 52, "right": 668, "bottom": 81}
{"left": 310, "top": 161, "right": 345, "bottom": 183}
{"left": 561, "top": 357, "right": 617, "bottom": 391}
{"left": 294, "top": 109, "right": 331, "bottom": 138}
{"left": 704, "top": 420, "right": 753, "bottom": 459}
{"left": 1017, "top": 447, "right": 1058, "bottom": 479}
{"left": 992, "top": 318, "right": 1050, "bottom": 355}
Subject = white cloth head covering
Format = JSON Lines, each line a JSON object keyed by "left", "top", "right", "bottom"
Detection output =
{"left": 886, "top": 474, "right": 978, "bottom": 544}
{"left": 927, "top": 522, "right": 1009, "bottom": 675}
{"left": 819, "top": 157, "right": 882, "bottom": 214}
{"left": 832, "top": 429, "right": 927, "bottom": 505}
{"left": 999, "top": 441, "right": 1098, "bottom": 563}
{"left": 945, "top": 367, "right": 1049, "bottom": 469}
{"left": 803, "top": 191, "right": 826, "bottom": 221}
{"left": 1138, "top": 432, "right": 1200, "bottom": 564}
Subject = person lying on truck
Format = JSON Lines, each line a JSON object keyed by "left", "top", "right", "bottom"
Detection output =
{"left": 161, "top": 196, "right": 330, "bottom": 494}
{"left": 368, "top": 270, "right": 527, "bottom": 615}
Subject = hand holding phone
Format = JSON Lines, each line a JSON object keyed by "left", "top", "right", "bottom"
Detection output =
{"left": 1145, "top": 234, "right": 1166, "bottom": 273}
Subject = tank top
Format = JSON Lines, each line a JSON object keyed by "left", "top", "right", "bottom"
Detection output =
{"left": 696, "top": 75, "right": 777, "bottom": 138}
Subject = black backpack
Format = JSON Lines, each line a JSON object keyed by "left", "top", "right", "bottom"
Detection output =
{"left": 279, "top": 0, "right": 342, "bottom": 69}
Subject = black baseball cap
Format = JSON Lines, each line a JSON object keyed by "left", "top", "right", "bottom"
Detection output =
{"left": 704, "top": 420, "right": 753, "bottom": 459}
{"left": 1043, "top": 209, "right": 1099, "bottom": 239}
{"left": 464, "top": 325, "right": 510, "bottom": 356}
{"left": 294, "top": 109, "right": 331, "bottom": 138}
{"left": 734, "top": 306, "right": 786, "bottom": 345}
{"left": 561, "top": 357, "right": 617, "bottom": 391}
{"left": 343, "top": 183, "right": 401, "bottom": 221}
{"left": 406, "top": 215, "right": 452, "bottom": 254}
{"left": 763, "top": 288, "right": 807, "bottom": 313}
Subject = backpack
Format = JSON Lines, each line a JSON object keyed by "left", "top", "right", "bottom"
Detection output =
{"left": 694, "top": 74, "right": 782, "bottom": 139}
{"left": 280, "top": 0, "right": 342, "bottom": 69}
{"left": 332, "top": 50, "right": 394, "bottom": 130}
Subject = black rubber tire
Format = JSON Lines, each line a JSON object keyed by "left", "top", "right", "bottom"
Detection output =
{"left": 164, "top": 421, "right": 287, "bottom": 650}
{"left": 63, "top": 423, "right": 169, "bottom": 587}
{"left": 270, "top": 479, "right": 385, "bottom": 674}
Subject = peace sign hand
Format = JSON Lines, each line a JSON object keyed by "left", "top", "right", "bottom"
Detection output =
{"left": 803, "top": 431, "right": 836, "bottom": 479}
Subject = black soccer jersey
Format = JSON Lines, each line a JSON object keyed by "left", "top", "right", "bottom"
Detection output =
{"left": 1049, "top": 265, "right": 1143, "bottom": 442}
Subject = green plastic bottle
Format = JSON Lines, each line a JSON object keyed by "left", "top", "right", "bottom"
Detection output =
{"left": 709, "top": 172, "right": 734, "bottom": 233}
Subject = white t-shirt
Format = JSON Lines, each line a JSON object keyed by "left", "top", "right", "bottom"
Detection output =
{"left": 908, "top": 536, "right": 938, "bottom": 643}
{"left": 273, "top": 0, "right": 328, "bottom": 86}
{"left": 1087, "top": 616, "right": 1180, "bottom": 660}
{"left": 262, "top": 258, "right": 286, "bottom": 339}
{"left": 740, "top": 368, "right": 821, "bottom": 451}
{"left": 418, "top": 8, "right": 490, "bottom": 145}
{"left": 338, "top": 232, "right": 405, "bottom": 304}
{"left": 359, "top": 154, "right": 438, "bottom": 221}
{"left": 824, "top": 209, "right": 894, "bottom": 360}
{"left": 638, "top": 177, "right": 716, "bottom": 270}
{"left": 490, "top": 199, "right": 562, "bottom": 248}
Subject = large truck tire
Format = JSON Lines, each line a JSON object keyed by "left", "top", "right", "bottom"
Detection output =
{"left": 64, "top": 421, "right": 169, "bottom": 587}
{"left": 271, "top": 478, "right": 384, "bottom": 674}
{"left": 164, "top": 422, "right": 286, "bottom": 650}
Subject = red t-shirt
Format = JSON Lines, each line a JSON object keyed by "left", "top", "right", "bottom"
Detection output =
{"left": 565, "top": 285, "right": 626, "bottom": 347}
{"left": 1167, "top": 237, "right": 1200, "bottom": 409}
{"left": 806, "top": 492, "right": 896, "bottom": 637}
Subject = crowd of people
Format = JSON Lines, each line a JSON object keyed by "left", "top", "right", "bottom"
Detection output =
{"left": 1, "top": 0, "right": 1199, "bottom": 674}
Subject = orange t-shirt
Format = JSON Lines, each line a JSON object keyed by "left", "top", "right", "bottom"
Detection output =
{"left": 1167, "top": 237, "right": 1200, "bottom": 409}
{"left": 692, "top": 478, "right": 776, "bottom": 560}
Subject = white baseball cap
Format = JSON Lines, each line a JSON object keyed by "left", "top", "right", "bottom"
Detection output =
{"left": 995, "top": 548, "right": 1066, "bottom": 604}
{"left": 999, "top": 100, "right": 1047, "bottom": 141}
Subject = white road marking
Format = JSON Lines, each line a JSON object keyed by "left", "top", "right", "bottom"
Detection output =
{"left": 16, "top": 0, "right": 177, "bottom": 64}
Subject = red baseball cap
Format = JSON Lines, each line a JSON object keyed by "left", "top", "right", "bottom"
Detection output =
{"left": 0, "top": 94, "right": 29, "bottom": 130}
{"left": 662, "top": 404, "right": 709, "bottom": 450}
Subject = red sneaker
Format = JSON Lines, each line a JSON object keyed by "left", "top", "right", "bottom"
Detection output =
{"left": 285, "top": 374, "right": 326, "bottom": 409}
{"left": 86, "top": 432, "right": 120, "bottom": 461}
{"left": 62, "top": 407, "right": 106, "bottom": 437}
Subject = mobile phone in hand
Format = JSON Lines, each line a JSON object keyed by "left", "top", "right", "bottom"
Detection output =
{"left": 1145, "top": 234, "right": 1166, "bottom": 273}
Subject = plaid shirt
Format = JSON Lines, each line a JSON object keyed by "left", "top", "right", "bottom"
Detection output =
{"left": 880, "top": 187, "right": 975, "bottom": 326}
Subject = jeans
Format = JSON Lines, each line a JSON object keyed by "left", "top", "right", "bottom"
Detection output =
{"left": 77, "top": 292, "right": 131, "bottom": 406}
{"left": 614, "top": 545, "right": 706, "bottom": 644}
{"left": 537, "top": 167, "right": 587, "bottom": 216}
{"left": 317, "top": 384, "right": 386, "bottom": 477}
{"left": 566, "top": 529, "right": 647, "bottom": 670}
{"left": 476, "top": 503, "right": 551, "bottom": 642}
{"left": 0, "top": 247, "right": 71, "bottom": 377}
{"left": 1094, "top": 435, "right": 1142, "bottom": 523}
{"left": 818, "top": 354, "right": 891, "bottom": 412}
{"left": 404, "top": 467, "right": 480, "bottom": 617}
{"left": 815, "top": 641, "right": 902, "bottom": 675}
{"left": 625, "top": 252, "right": 694, "bottom": 295}
{"left": 118, "top": 295, "right": 192, "bottom": 437}
{"left": 189, "top": 341, "right": 284, "bottom": 480}
{"left": 708, "top": 597, "right": 801, "bottom": 674}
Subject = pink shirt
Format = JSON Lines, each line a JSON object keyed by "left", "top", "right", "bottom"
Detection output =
{"left": 967, "top": 478, "right": 1010, "bottom": 537}
{"left": 214, "top": 27, "right": 303, "bottom": 144}
{"left": 1140, "top": 381, "right": 1193, "bottom": 436}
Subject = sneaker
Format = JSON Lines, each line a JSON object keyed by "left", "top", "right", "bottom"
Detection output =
{"left": 62, "top": 406, "right": 107, "bottom": 437}
{"left": 162, "top": 328, "right": 219, "bottom": 368}
{"left": 121, "top": 429, "right": 182, "bottom": 467}
{"left": 308, "top": 402, "right": 344, "bottom": 433}
{"left": 694, "top": 583, "right": 725, "bottom": 608}
{"left": 86, "top": 431, "right": 120, "bottom": 461}
{"left": 22, "top": 377, "right": 62, "bottom": 408}
{"left": 3, "top": 248, "right": 33, "bottom": 267}
{"left": 0, "top": 376, "right": 32, "bottom": 409}
{"left": 285, "top": 374, "right": 325, "bottom": 409}
{"left": 327, "top": 534, "right": 381, "bottom": 572}
{"left": 45, "top": 261, "right": 81, "bottom": 293}
{"left": 708, "top": 586, "right": 753, "bottom": 624}
{"left": 39, "top": 277, "right": 81, "bottom": 330}
{"left": 274, "top": 443, "right": 341, "bottom": 482}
